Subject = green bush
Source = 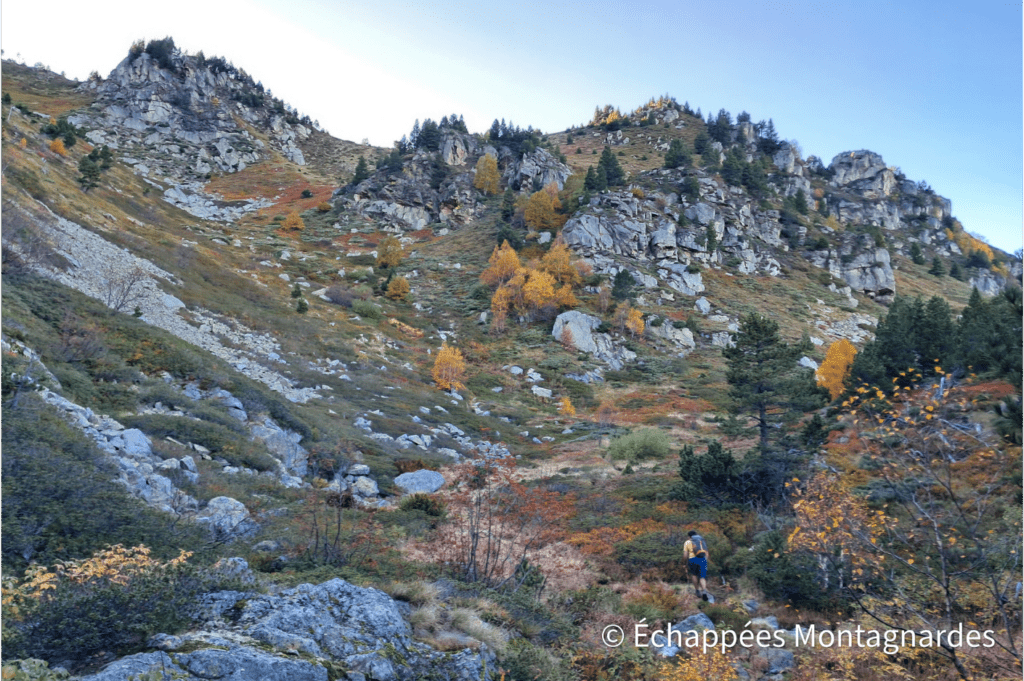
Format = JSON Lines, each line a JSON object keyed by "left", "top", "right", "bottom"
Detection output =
{"left": 352, "top": 299, "right": 382, "bottom": 320}
{"left": 0, "top": 659, "right": 69, "bottom": 681}
{"left": 1, "top": 397, "right": 205, "bottom": 573}
{"left": 2, "top": 549, "right": 245, "bottom": 669}
{"left": 399, "top": 493, "right": 446, "bottom": 518}
{"left": 607, "top": 428, "right": 671, "bottom": 462}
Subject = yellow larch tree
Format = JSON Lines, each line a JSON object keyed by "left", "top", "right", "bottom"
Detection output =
{"left": 521, "top": 268, "right": 557, "bottom": 318}
{"left": 540, "top": 238, "right": 581, "bottom": 287}
{"left": 523, "top": 184, "right": 565, "bottom": 231}
{"left": 555, "top": 284, "right": 578, "bottom": 309}
{"left": 385, "top": 276, "right": 410, "bottom": 301}
{"left": 480, "top": 240, "right": 521, "bottom": 288}
{"left": 816, "top": 338, "right": 857, "bottom": 400}
{"left": 473, "top": 154, "right": 499, "bottom": 195}
{"left": 626, "top": 308, "right": 645, "bottom": 337}
{"left": 49, "top": 138, "right": 67, "bottom": 156}
{"left": 558, "top": 396, "right": 576, "bottom": 417}
{"left": 282, "top": 211, "right": 305, "bottom": 231}
{"left": 490, "top": 285, "right": 512, "bottom": 334}
{"left": 432, "top": 343, "right": 467, "bottom": 392}
{"left": 376, "top": 235, "right": 404, "bottom": 269}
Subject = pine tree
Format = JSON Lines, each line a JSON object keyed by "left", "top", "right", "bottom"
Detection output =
{"left": 723, "top": 313, "right": 821, "bottom": 450}
{"left": 290, "top": 282, "right": 302, "bottom": 299}
{"left": 664, "top": 139, "right": 691, "bottom": 169}
{"left": 296, "top": 298, "right": 308, "bottom": 313}
{"left": 598, "top": 147, "right": 624, "bottom": 186}
{"left": 672, "top": 441, "right": 742, "bottom": 505}
{"left": 910, "top": 242, "right": 925, "bottom": 265}
{"left": 611, "top": 269, "right": 636, "bottom": 301}
{"left": 583, "top": 166, "right": 598, "bottom": 191}
{"left": 351, "top": 156, "right": 369, "bottom": 185}
{"left": 928, "top": 256, "right": 946, "bottom": 276}
{"left": 949, "top": 261, "right": 965, "bottom": 281}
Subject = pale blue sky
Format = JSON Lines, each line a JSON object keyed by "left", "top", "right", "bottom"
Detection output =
{"left": 2, "top": 0, "right": 1020, "bottom": 252}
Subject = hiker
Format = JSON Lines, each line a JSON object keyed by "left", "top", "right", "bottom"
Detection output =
{"left": 683, "top": 530, "right": 710, "bottom": 601}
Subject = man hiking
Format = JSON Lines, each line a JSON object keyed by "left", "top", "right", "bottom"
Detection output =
{"left": 683, "top": 530, "right": 710, "bottom": 601}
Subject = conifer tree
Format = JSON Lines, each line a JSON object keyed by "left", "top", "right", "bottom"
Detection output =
{"left": 909, "top": 242, "right": 925, "bottom": 265}
{"left": 351, "top": 155, "right": 369, "bottom": 185}
{"left": 432, "top": 343, "right": 467, "bottom": 392}
{"left": 928, "top": 255, "right": 945, "bottom": 276}
{"left": 598, "top": 147, "right": 624, "bottom": 186}
{"left": 723, "top": 313, "right": 820, "bottom": 450}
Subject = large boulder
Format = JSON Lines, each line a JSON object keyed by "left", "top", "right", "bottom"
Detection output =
{"left": 250, "top": 418, "right": 309, "bottom": 477}
{"left": 441, "top": 132, "right": 478, "bottom": 166}
{"left": 195, "top": 496, "right": 258, "bottom": 541}
{"left": 394, "top": 469, "right": 446, "bottom": 495}
{"left": 551, "top": 311, "right": 637, "bottom": 371}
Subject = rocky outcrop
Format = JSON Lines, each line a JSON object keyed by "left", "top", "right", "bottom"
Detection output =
{"left": 551, "top": 311, "right": 637, "bottom": 370}
{"left": 829, "top": 150, "right": 896, "bottom": 199}
{"left": 441, "top": 131, "right": 479, "bottom": 166}
{"left": 839, "top": 247, "right": 896, "bottom": 302}
{"left": 81, "top": 578, "right": 497, "bottom": 681}
{"left": 502, "top": 148, "right": 572, "bottom": 191}
{"left": 347, "top": 150, "right": 482, "bottom": 230}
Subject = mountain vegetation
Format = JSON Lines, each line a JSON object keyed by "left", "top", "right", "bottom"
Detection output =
{"left": 0, "top": 43, "right": 1020, "bottom": 681}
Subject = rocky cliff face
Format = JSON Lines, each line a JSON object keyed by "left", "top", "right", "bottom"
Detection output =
{"left": 344, "top": 137, "right": 572, "bottom": 232}
{"left": 70, "top": 49, "right": 315, "bottom": 221}
{"left": 558, "top": 144, "right": 981, "bottom": 305}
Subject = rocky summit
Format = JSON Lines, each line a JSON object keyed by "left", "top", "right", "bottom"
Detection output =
{"left": 1, "top": 41, "right": 1020, "bottom": 681}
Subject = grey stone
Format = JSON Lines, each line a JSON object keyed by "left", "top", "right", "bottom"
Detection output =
{"left": 757, "top": 647, "right": 795, "bottom": 674}
{"left": 799, "top": 356, "right": 819, "bottom": 370}
{"left": 348, "top": 464, "right": 371, "bottom": 476}
{"left": 531, "top": 385, "right": 553, "bottom": 399}
{"left": 748, "top": 616, "right": 779, "bottom": 630}
{"left": 121, "top": 428, "right": 152, "bottom": 457}
{"left": 694, "top": 296, "right": 712, "bottom": 314}
{"left": 394, "top": 470, "right": 445, "bottom": 495}
{"left": 351, "top": 476, "right": 379, "bottom": 497}
{"left": 196, "top": 496, "right": 257, "bottom": 540}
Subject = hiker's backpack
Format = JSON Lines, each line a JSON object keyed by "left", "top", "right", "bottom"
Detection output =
{"left": 691, "top": 534, "right": 709, "bottom": 558}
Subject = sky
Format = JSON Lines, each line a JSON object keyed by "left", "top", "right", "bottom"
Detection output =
{"left": 2, "top": 0, "right": 1021, "bottom": 253}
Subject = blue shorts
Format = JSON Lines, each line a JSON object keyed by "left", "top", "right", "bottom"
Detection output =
{"left": 688, "top": 555, "right": 707, "bottom": 579}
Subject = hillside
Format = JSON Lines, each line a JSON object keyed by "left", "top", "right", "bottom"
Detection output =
{"left": 1, "top": 42, "right": 1021, "bottom": 681}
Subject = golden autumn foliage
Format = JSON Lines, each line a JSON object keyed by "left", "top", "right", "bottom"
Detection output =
{"left": 431, "top": 342, "right": 466, "bottom": 392}
{"left": 787, "top": 472, "right": 879, "bottom": 590}
{"left": 281, "top": 211, "right": 304, "bottom": 231}
{"left": 317, "top": 201, "right": 332, "bottom": 212}
{"left": 555, "top": 284, "right": 578, "bottom": 309}
{"left": 559, "top": 396, "right": 576, "bottom": 417}
{"left": 489, "top": 285, "right": 512, "bottom": 334}
{"left": 385, "top": 276, "right": 410, "bottom": 301}
{"left": 480, "top": 240, "right": 521, "bottom": 288}
{"left": 523, "top": 184, "right": 565, "bottom": 231}
{"left": 816, "top": 338, "right": 857, "bottom": 400}
{"left": 659, "top": 650, "right": 738, "bottom": 681}
{"left": 540, "top": 238, "right": 582, "bottom": 287}
{"left": 48, "top": 138, "right": 66, "bottom": 156}
{"left": 473, "top": 153, "right": 499, "bottom": 195}
{"left": 522, "top": 268, "right": 558, "bottom": 315}
{"left": 376, "top": 235, "right": 404, "bottom": 269}
{"left": 19, "top": 137, "right": 27, "bottom": 148}
{"left": 626, "top": 308, "right": 645, "bottom": 337}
